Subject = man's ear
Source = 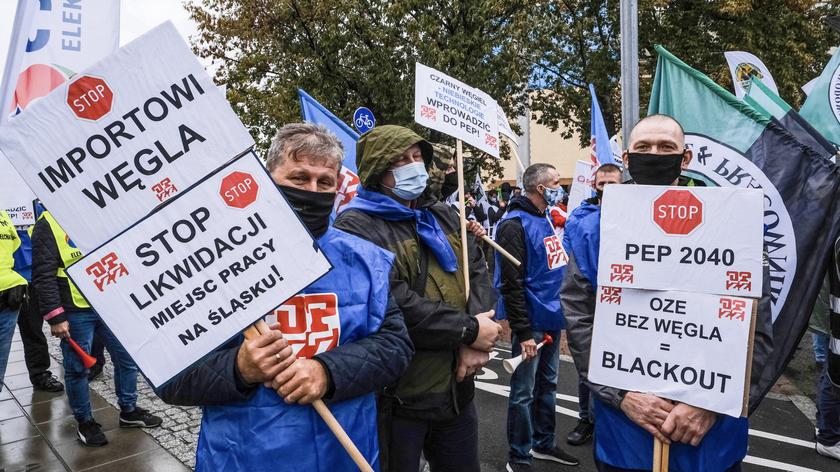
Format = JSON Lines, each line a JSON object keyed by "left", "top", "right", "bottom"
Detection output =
{"left": 622, "top": 150, "right": 629, "bottom": 169}
{"left": 681, "top": 148, "right": 693, "bottom": 170}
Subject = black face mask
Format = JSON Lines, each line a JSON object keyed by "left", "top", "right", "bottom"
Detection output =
{"left": 277, "top": 185, "right": 335, "bottom": 239}
{"left": 440, "top": 172, "right": 459, "bottom": 200}
{"left": 627, "top": 152, "right": 685, "bottom": 186}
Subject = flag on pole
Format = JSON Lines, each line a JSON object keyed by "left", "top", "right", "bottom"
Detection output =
{"left": 589, "top": 84, "right": 616, "bottom": 168}
{"left": 649, "top": 45, "right": 840, "bottom": 411}
{"left": 744, "top": 77, "right": 836, "bottom": 159}
{"left": 298, "top": 89, "right": 361, "bottom": 212}
{"left": 799, "top": 47, "right": 840, "bottom": 148}
{"left": 0, "top": 0, "right": 120, "bottom": 225}
{"left": 724, "top": 51, "right": 778, "bottom": 99}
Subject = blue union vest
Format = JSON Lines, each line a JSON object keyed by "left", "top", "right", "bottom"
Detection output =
{"left": 195, "top": 227, "right": 394, "bottom": 472}
{"left": 493, "top": 208, "right": 567, "bottom": 331}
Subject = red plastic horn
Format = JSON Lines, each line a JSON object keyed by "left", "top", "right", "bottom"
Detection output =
{"left": 543, "top": 333, "right": 554, "bottom": 345}
{"left": 67, "top": 337, "right": 97, "bottom": 369}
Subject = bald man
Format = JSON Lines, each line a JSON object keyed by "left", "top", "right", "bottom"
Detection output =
{"left": 561, "top": 115, "right": 773, "bottom": 472}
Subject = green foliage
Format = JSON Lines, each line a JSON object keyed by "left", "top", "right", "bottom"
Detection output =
{"left": 189, "top": 0, "right": 840, "bottom": 168}
{"left": 186, "top": 0, "right": 541, "bottom": 178}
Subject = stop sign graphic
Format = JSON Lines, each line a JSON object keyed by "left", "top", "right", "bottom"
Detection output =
{"left": 653, "top": 189, "right": 703, "bottom": 235}
{"left": 66, "top": 75, "right": 113, "bottom": 121}
{"left": 220, "top": 171, "right": 259, "bottom": 209}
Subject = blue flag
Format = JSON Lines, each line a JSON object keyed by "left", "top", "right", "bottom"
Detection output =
{"left": 589, "top": 84, "right": 616, "bottom": 167}
{"left": 298, "top": 89, "right": 360, "bottom": 173}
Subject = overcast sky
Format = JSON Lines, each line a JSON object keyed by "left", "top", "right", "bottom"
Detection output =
{"left": 0, "top": 0, "right": 200, "bottom": 74}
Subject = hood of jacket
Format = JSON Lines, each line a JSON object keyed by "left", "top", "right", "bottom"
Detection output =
{"left": 356, "top": 125, "right": 433, "bottom": 189}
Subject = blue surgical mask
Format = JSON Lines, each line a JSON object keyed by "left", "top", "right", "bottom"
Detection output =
{"left": 387, "top": 162, "right": 428, "bottom": 200}
{"left": 542, "top": 185, "right": 565, "bottom": 207}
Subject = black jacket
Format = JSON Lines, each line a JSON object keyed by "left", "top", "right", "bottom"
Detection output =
{"left": 31, "top": 216, "right": 83, "bottom": 325}
{"left": 494, "top": 196, "right": 544, "bottom": 342}
{"left": 334, "top": 200, "right": 496, "bottom": 419}
{"left": 156, "top": 296, "right": 412, "bottom": 405}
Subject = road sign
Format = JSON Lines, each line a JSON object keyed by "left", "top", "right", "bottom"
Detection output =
{"left": 220, "top": 171, "right": 259, "bottom": 209}
{"left": 653, "top": 189, "right": 704, "bottom": 235}
{"left": 66, "top": 75, "right": 113, "bottom": 121}
{"left": 353, "top": 107, "right": 375, "bottom": 134}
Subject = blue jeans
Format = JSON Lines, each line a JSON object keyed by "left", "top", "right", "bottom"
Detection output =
{"left": 0, "top": 307, "right": 20, "bottom": 393}
{"left": 60, "top": 310, "right": 138, "bottom": 422}
{"left": 813, "top": 332, "right": 829, "bottom": 365}
{"left": 507, "top": 330, "right": 560, "bottom": 464}
{"left": 817, "top": 362, "right": 840, "bottom": 445}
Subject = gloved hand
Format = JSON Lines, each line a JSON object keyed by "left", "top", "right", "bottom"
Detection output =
{"left": 0, "top": 285, "right": 27, "bottom": 311}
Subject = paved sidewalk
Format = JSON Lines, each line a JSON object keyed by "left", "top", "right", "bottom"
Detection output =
{"left": 1, "top": 330, "right": 190, "bottom": 471}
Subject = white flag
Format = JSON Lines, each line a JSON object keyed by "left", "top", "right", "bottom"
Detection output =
{"left": 724, "top": 51, "right": 778, "bottom": 99}
{"left": 0, "top": 0, "right": 120, "bottom": 225}
{"left": 801, "top": 76, "right": 819, "bottom": 97}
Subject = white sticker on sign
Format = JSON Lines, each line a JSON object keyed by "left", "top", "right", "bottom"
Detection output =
{"left": 597, "top": 185, "right": 763, "bottom": 297}
{"left": 414, "top": 62, "right": 500, "bottom": 158}
{"left": 66, "top": 152, "right": 331, "bottom": 387}
{"left": 588, "top": 287, "right": 754, "bottom": 417}
{"left": 0, "top": 21, "right": 255, "bottom": 253}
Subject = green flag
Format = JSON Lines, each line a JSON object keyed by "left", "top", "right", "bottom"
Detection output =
{"left": 745, "top": 77, "right": 836, "bottom": 159}
{"left": 799, "top": 46, "right": 840, "bottom": 147}
{"left": 648, "top": 44, "right": 840, "bottom": 409}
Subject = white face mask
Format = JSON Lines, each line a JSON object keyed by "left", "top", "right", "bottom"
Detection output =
{"left": 387, "top": 162, "right": 429, "bottom": 200}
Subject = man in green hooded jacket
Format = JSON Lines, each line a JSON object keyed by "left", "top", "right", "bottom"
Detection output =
{"left": 334, "top": 125, "right": 500, "bottom": 472}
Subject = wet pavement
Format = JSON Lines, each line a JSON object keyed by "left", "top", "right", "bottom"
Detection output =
{"left": 0, "top": 331, "right": 188, "bottom": 472}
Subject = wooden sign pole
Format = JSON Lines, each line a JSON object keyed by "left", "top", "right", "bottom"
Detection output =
{"left": 244, "top": 320, "right": 374, "bottom": 472}
{"left": 456, "top": 139, "right": 470, "bottom": 300}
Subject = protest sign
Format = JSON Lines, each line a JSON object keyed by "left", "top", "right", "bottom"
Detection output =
{"left": 66, "top": 152, "right": 332, "bottom": 387}
{"left": 568, "top": 160, "right": 594, "bottom": 210}
{"left": 597, "top": 185, "right": 763, "bottom": 297}
{"left": 0, "top": 156, "right": 36, "bottom": 225}
{"left": 495, "top": 101, "right": 518, "bottom": 145}
{"left": 414, "top": 62, "right": 500, "bottom": 158}
{"left": 588, "top": 287, "right": 755, "bottom": 417}
{"left": 0, "top": 21, "right": 255, "bottom": 253}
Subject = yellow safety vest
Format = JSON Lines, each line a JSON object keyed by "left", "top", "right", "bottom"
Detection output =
{"left": 39, "top": 211, "right": 89, "bottom": 309}
{"left": 0, "top": 210, "right": 26, "bottom": 292}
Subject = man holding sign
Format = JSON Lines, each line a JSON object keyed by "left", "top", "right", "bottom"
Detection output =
{"left": 156, "top": 124, "right": 412, "bottom": 470}
{"left": 335, "top": 125, "right": 499, "bottom": 471}
{"left": 562, "top": 115, "right": 773, "bottom": 471}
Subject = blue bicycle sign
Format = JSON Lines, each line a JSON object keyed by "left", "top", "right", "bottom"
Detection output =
{"left": 353, "top": 107, "right": 376, "bottom": 134}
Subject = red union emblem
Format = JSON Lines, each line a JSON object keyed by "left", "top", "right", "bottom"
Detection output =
{"left": 718, "top": 298, "right": 747, "bottom": 321}
{"left": 66, "top": 75, "right": 113, "bottom": 121}
{"left": 609, "top": 264, "right": 634, "bottom": 283}
{"left": 420, "top": 105, "right": 437, "bottom": 121}
{"left": 599, "top": 287, "right": 622, "bottom": 304}
{"left": 334, "top": 166, "right": 360, "bottom": 213}
{"left": 152, "top": 177, "right": 178, "bottom": 202}
{"left": 85, "top": 252, "right": 128, "bottom": 292}
{"left": 485, "top": 134, "right": 498, "bottom": 148}
{"left": 543, "top": 235, "right": 568, "bottom": 270}
{"left": 725, "top": 271, "right": 752, "bottom": 292}
{"left": 271, "top": 293, "right": 340, "bottom": 359}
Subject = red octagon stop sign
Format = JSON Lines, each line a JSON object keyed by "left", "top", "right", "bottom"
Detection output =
{"left": 653, "top": 189, "right": 703, "bottom": 235}
{"left": 66, "top": 75, "right": 113, "bottom": 121}
{"left": 220, "top": 171, "right": 259, "bottom": 209}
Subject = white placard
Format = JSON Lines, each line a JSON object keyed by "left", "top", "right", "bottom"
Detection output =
{"left": 67, "top": 153, "right": 332, "bottom": 387}
{"left": 568, "top": 160, "right": 594, "bottom": 210}
{"left": 597, "top": 185, "right": 763, "bottom": 297}
{"left": 588, "top": 287, "right": 754, "bottom": 417}
{"left": 0, "top": 155, "right": 36, "bottom": 226}
{"left": 414, "top": 62, "right": 500, "bottom": 157}
{"left": 0, "top": 21, "right": 255, "bottom": 253}
{"left": 495, "top": 101, "right": 518, "bottom": 145}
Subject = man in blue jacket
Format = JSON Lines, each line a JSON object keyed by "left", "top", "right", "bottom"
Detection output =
{"left": 157, "top": 123, "right": 413, "bottom": 471}
{"left": 563, "top": 162, "right": 622, "bottom": 447}
{"left": 562, "top": 114, "right": 773, "bottom": 471}
{"left": 495, "top": 163, "right": 579, "bottom": 471}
